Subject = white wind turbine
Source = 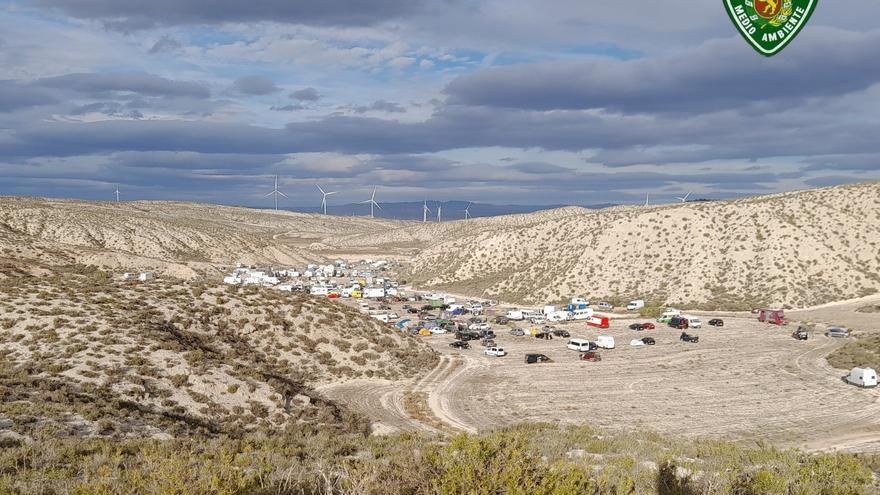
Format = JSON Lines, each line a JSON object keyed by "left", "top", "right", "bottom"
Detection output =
{"left": 114, "top": 184, "right": 120, "bottom": 203}
{"left": 675, "top": 191, "right": 692, "bottom": 203}
{"left": 464, "top": 202, "right": 472, "bottom": 220}
{"left": 437, "top": 203, "right": 442, "bottom": 222}
{"left": 316, "top": 184, "right": 338, "bottom": 215}
{"left": 422, "top": 199, "right": 432, "bottom": 223}
{"left": 359, "top": 187, "right": 381, "bottom": 218}
{"left": 644, "top": 192, "right": 650, "bottom": 207}
{"left": 265, "top": 175, "right": 288, "bottom": 210}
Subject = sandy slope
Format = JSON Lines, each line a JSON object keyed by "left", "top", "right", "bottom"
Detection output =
{"left": 348, "top": 182, "right": 880, "bottom": 309}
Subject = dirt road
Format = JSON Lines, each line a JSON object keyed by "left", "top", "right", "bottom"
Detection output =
{"left": 321, "top": 314, "right": 880, "bottom": 452}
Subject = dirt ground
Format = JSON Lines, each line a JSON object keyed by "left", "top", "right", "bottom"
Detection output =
{"left": 322, "top": 297, "right": 880, "bottom": 453}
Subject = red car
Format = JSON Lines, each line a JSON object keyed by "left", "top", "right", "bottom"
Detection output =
{"left": 642, "top": 323, "right": 655, "bottom": 330}
{"left": 580, "top": 351, "right": 602, "bottom": 362}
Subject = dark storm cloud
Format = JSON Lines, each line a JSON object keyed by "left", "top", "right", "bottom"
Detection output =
{"left": 33, "top": 0, "right": 444, "bottom": 28}
{"left": 444, "top": 28, "right": 880, "bottom": 114}
{"left": 38, "top": 73, "right": 210, "bottom": 99}
{"left": 0, "top": 80, "right": 58, "bottom": 112}
{"left": 270, "top": 104, "right": 305, "bottom": 112}
{"left": 112, "top": 151, "right": 287, "bottom": 170}
{"left": 233, "top": 75, "right": 281, "bottom": 96}
{"left": 290, "top": 87, "right": 320, "bottom": 101}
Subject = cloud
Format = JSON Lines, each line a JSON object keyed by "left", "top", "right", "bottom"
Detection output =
{"left": 38, "top": 72, "right": 210, "bottom": 99}
{"left": 270, "top": 104, "right": 305, "bottom": 112}
{"left": 33, "top": 0, "right": 446, "bottom": 28}
{"left": 444, "top": 28, "right": 880, "bottom": 114}
{"left": 148, "top": 36, "right": 182, "bottom": 54}
{"left": 290, "top": 87, "right": 320, "bottom": 101}
{"left": 70, "top": 101, "right": 144, "bottom": 119}
{"left": 353, "top": 100, "right": 406, "bottom": 113}
{"left": 232, "top": 75, "right": 281, "bottom": 96}
{"left": 0, "top": 80, "right": 58, "bottom": 112}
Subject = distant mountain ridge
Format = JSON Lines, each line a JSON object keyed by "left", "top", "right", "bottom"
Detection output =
{"left": 281, "top": 201, "right": 617, "bottom": 220}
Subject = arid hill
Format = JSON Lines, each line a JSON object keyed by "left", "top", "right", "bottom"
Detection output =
{"left": 0, "top": 264, "right": 436, "bottom": 440}
{"left": 344, "top": 181, "right": 880, "bottom": 309}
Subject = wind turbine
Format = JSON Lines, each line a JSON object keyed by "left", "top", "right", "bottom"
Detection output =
{"left": 359, "top": 187, "right": 381, "bottom": 218}
{"left": 437, "top": 203, "right": 442, "bottom": 222}
{"left": 464, "top": 202, "right": 472, "bottom": 220}
{"left": 265, "top": 175, "right": 288, "bottom": 210}
{"left": 675, "top": 191, "right": 692, "bottom": 203}
{"left": 422, "top": 199, "right": 431, "bottom": 223}
{"left": 114, "top": 184, "right": 120, "bottom": 203}
{"left": 316, "top": 184, "right": 338, "bottom": 215}
{"left": 644, "top": 192, "right": 649, "bottom": 207}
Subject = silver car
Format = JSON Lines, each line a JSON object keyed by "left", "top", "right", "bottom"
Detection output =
{"left": 826, "top": 326, "right": 850, "bottom": 338}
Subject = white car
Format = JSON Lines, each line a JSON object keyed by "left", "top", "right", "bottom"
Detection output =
{"left": 597, "top": 302, "right": 614, "bottom": 310}
{"left": 469, "top": 322, "right": 491, "bottom": 331}
{"left": 429, "top": 327, "right": 447, "bottom": 334}
{"left": 485, "top": 347, "right": 506, "bottom": 357}
{"left": 630, "top": 339, "right": 646, "bottom": 347}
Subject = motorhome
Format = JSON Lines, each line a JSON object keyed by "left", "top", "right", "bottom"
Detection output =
{"left": 567, "top": 338, "right": 596, "bottom": 352}
{"left": 363, "top": 287, "right": 386, "bottom": 299}
{"left": 626, "top": 300, "right": 645, "bottom": 311}
{"left": 846, "top": 367, "right": 878, "bottom": 388}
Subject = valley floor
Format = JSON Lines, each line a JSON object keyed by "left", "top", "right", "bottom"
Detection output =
{"left": 322, "top": 304, "right": 880, "bottom": 453}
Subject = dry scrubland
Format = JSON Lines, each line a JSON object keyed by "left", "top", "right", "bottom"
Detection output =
{"left": 337, "top": 182, "right": 880, "bottom": 309}
{"left": 0, "top": 264, "right": 436, "bottom": 441}
{"left": 1, "top": 184, "right": 880, "bottom": 493}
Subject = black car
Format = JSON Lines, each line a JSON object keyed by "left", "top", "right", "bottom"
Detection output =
{"left": 449, "top": 340, "right": 470, "bottom": 349}
{"left": 524, "top": 353, "right": 552, "bottom": 364}
{"left": 455, "top": 331, "right": 481, "bottom": 341}
{"left": 793, "top": 327, "right": 809, "bottom": 340}
{"left": 708, "top": 319, "right": 724, "bottom": 327}
{"left": 494, "top": 316, "right": 510, "bottom": 324}
{"left": 641, "top": 337, "right": 656, "bottom": 345}
{"left": 629, "top": 323, "right": 645, "bottom": 331}
{"left": 552, "top": 329, "right": 570, "bottom": 338}
{"left": 669, "top": 316, "right": 689, "bottom": 329}
{"left": 680, "top": 332, "right": 699, "bottom": 343}
{"left": 407, "top": 308, "right": 419, "bottom": 314}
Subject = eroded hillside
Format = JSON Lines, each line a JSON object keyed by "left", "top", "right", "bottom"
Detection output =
{"left": 0, "top": 265, "right": 436, "bottom": 440}
{"left": 380, "top": 182, "right": 880, "bottom": 309}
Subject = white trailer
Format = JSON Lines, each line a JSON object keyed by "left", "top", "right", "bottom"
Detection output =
{"left": 363, "top": 287, "right": 386, "bottom": 298}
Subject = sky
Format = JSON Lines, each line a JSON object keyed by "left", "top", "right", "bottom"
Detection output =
{"left": 1, "top": 0, "right": 879, "bottom": 208}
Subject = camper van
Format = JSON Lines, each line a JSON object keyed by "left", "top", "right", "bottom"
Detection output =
{"left": 846, "top": 367, "right": 878, "bottom": 388}
{"left": 596, "top": 336, "right": 616, "bottom": 349}
{"left": 506, "top": 309, "right": 524, "bottom": 321}
{"left": 656, "top": 308, "right": 681, "bottom": 323}
{"left": 546, "top": 311, "right": 571, "bottom": 323}
{"left": 567, "top": 338, "right": 596, "bottom": 352}
{"left": 626, "top": 300, "right": 645, "bottom": 311}
{"left": 571, "top": 308, "right": 594, "bottom": 320}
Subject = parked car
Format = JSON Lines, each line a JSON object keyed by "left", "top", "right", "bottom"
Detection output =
{"left": 793, "top": 327, "right": 808, "bottom": 340}
{"left": 429, "top": 327, "right": 447, "bottom": 334}
{"left": 407, "top": 308, "right": 419, "bottom": 314}
{"left": 481, "top": 338, "right": 497, "bottom": 347}
{"left": 629, "top": 323, "right": 645, "bottom": 331}
{"left": 424, "top": 315, "right": 438, "bottom": 321}
{"left": 525, "top": 353, "right": 552, "bottom": 364}
{"left": 552, "top": 329, "right": 570, "bottom": 338}
{"left": 641, "top": 337, "right": 656, "bottom": 345}
{"left": 530, "top": 317, "right": 546, "bottom": 325}
{"left": 509, "top": 328, "right": 526, "bottom": 336}
{"left": 468, "top": 322, "right": 490, "bottom": 331}
{"left": 680, "top": 332, "right": 699, "bottom": 343}
{"left": 630, "top": 339, "right": 646, "bottom": 347}
{"left": 579, "top": 351, "right": 602, "bottom": 362}
{"left": 827, "top": 326, "right": 850, "bottom": 338}
{"left": 709, "top": 319, "right": 724, "bottom": 327}
{"left": 669, "top": 316, "right": 689, "bottom": 329}
{"left": 642, "top": 323, "right": 655, "bottom": 330}
{"left": 494, "top": 316, "right": 510, "bottom": 324}
{"left": 597, "top": 302, "right": 613, "bottom": 310}
{"left": 485, "top": 347, "right": 506, "bottom": 357}
{"left": 455, "top": 331, "right": 481, "bottom": 341}
{"left": 449, "top": 340, "right": 470, "bottom": 349}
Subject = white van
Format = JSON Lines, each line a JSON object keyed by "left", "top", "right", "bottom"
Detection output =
{"left": 546, "top": 311, "right": 571, "bottom": 322}
{"left": 626, "top": 300, "right": 645, "bottom": 311}
{"left": 571, "top": 308, "right": 594, "bottom": 320}
{"left": 567, "top": 338, "right": 595, "bottom": 352}
{"left": 846, "top": 367, "right": 878, "bottom": 388}
{"left": 597, "top": 336, "right": 615, "bottom": 349}
{"left": 506, "top": 309, "right": 524, "bottom": 320}
{"left": 685, "top": 316, "right": 702, "bottom": 329}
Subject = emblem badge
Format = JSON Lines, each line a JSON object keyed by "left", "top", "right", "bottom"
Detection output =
{"left": 724, "top": 0, "right": 817, "bottom": 56}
